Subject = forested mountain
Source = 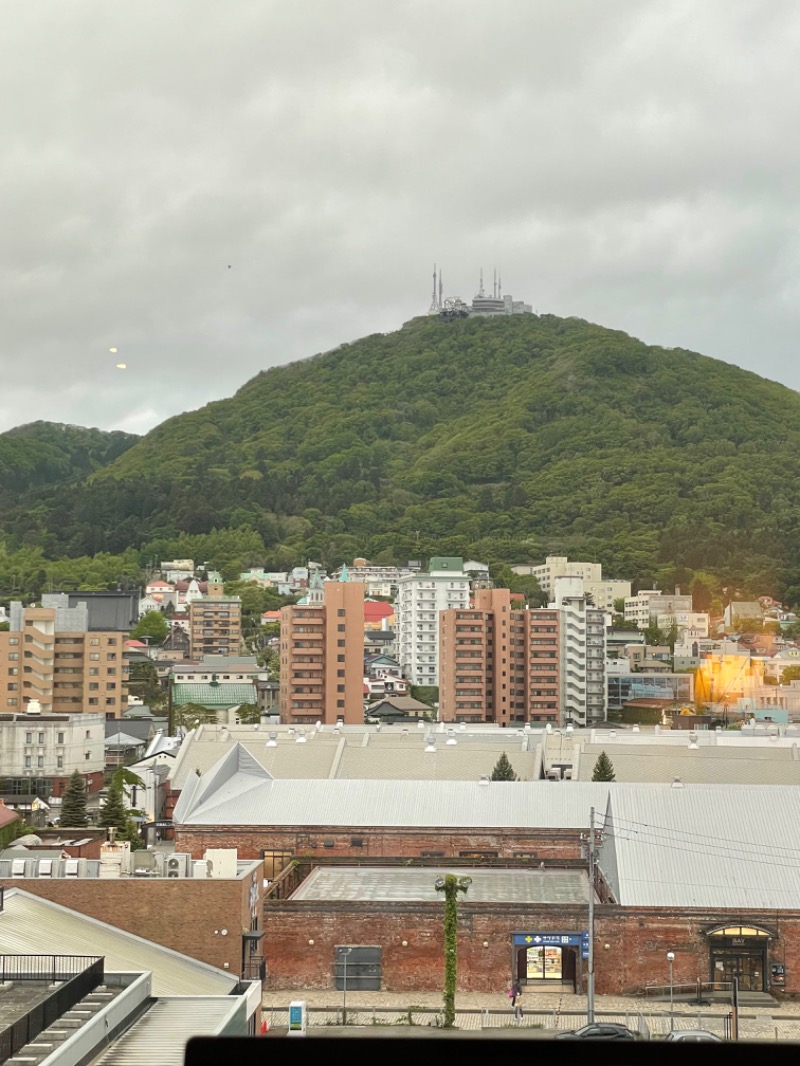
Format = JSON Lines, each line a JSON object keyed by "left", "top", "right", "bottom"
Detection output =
{"left": 3, "top": 314, "right": 800, "bottom": 602}
{"left": 0, "top": 421, "right": 138, "bottom": 505}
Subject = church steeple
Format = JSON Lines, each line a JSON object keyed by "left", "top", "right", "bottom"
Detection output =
{"left": 307, "top": 567, "right": 324, "bottom": 605}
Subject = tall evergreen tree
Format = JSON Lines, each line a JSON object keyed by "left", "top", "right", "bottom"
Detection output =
{"left": 491, "top": 752, "right": 518, "bottom": 781}
{"left": 97, "top": 783, "right": 142, "bottom": 847}
{"left": 592, "top": 751, "right": 616, "bottom": 782}
{"left": 60, "top": 770, "right": 88, "bottom": 827}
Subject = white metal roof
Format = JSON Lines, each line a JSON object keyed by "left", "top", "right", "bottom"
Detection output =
{"left": 0, "top": 890, "right": 237, "bottom": 996}
{"left": 603, "top": 785, "right": 800, "bottom": 909}
{"left": 174, "top": 756, "right": 609, "bottom": 828}
{"left": 92, "top": 997, "right": 241, "bottom": 1066}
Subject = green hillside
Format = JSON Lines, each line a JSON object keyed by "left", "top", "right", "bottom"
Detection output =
{"left": 3, "top": 314, "right": 800, "bottom": 600}
{"left": 0, "top": 421, "right": 138, "bottom": 504}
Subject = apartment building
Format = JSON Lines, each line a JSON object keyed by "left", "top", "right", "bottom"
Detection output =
{"left": 511, "top": 556, "right": 602, "bottom": 597}
{"left": 279, "top": 576, "right": 364, "bottom": 724}
{"left": 396, "top": 557, "right": 470, "bottom": 685}
{"left": 510, "top": 556, "right": 631, "bottom": 610}
{"left": 331, "top": 558, "right": 421, "bottom": 597}
{"left": 624, "top": 588, "right": 693, "bottom": 628}
{"left": 439, "top": 589, "right": 561, "bottom": 725}
{"left": 555, "top": 577, "right": 607, "bottom": 725}
{"left": 188, "top": 593, "right": 242, "bottom": 658}
{"left": 0, "top": 601, "right": 128, "bottom": 717}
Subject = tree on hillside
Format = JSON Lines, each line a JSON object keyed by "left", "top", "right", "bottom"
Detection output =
{"left": 781, "top": 666, "right": 800, "bottom": 684}
{"left": 235, "top": 703, "right": 261, "bottom": 724}
{"left": 60, "top": 770, "right": 88, "bottom": 827}
{"left": 130, "top": 610, "right": 169, "bottom": 644}
{"left": 173, "top": 702, "right": 220, "bottom": 730}
{"left": 491, "top": 752, "right": 518, "bottom": 781}
{"left": 592, "top": 752, "right": 616, "bottom": 782}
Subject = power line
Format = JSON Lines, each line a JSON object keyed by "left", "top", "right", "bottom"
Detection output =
{"left": 598, "top": 812, "right": 800, "bottom": 861}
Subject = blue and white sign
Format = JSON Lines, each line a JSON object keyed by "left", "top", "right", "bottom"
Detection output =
{"left": 288, "top": 1000, "right": 307, "bottom": 1036}
{"left": 514, "top": 931, "right": 590, "bottom": 959}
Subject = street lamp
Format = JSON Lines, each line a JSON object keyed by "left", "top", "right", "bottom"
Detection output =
{"left": 667, "top": 951, "right": 675, "bottom": 1029}
{"left": 339, "top": 946, "right": 352, "bottom": 1026}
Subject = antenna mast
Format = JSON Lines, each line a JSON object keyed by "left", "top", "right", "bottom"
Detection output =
{"left": 429, "top": 263, "right": 439, "bottom": 313}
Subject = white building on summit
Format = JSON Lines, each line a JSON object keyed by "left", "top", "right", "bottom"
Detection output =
{"left": 427, "top": 266, "right": 532, "bottom": 317}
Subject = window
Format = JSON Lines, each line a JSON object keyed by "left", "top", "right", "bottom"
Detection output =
{"left": 89, "top": 683, "right": 99, "bottom": 690}
{"left": 24, "top": 756, "right": 31, "bottom": 768}
{"left": 25, "top": 732, "right": 32, "bottom": 744}
{"left": 85, "top": 751, "right": 91, "bottom": 760}
{"left": 337, "top": 699, "right": 345, "bottom": 708}
{"left": 89, "top": 638, "right": 100, "bottom": 646}
{"left": 88, "top": 698, "right": 98, "bottom": 705}
{"left": 106, "top": 683, "right": 117, "bottom": 691}
{"left": 57, "top": 732, "right": 65, "bottom": 745}
{"left": 37, "top": 756, "right": 43, "bottom": 768}
{"left": 85, "top": 730, "right": 91, "bottom": 739}
{"left": 90, "top": 653, "right": 100, "bottom": 661}
{"left": 57, "top": 755, "right": 63, "bottom": 769}
{"left": 37, "top": 732, "right": 44, "bottom": 744}
{"left": 337, "top": 640, "right": 345, "bottom": 647}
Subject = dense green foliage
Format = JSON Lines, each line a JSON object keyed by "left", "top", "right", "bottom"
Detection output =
{"left": 3, "top": 315, "right": 800, "bottom": 599}
{"left": 131, "top": 610, "right": 169, "bottom": 644}
{"left": 435, "top": 874, "right": 471, "bottom": 1028}
{"left": 0, "top": 421, "right": 137, "bottom": 506}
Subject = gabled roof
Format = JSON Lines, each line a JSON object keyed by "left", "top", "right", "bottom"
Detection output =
{"left": 174, "top": 770, "right": 607, "bottom": 828}
{"left": 172, "top": 742, "right": 272, "bottom": 822}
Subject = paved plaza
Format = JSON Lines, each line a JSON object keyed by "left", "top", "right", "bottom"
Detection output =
{"left": 262, "top": 988, "right": 800, "bottom": 1040}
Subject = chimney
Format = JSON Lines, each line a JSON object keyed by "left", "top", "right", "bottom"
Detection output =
{"left": 107, "top": 827, "right": 117, "bottom": 844}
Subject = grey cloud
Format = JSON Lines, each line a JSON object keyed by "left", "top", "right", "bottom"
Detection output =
{"left": 1, "top": 0, "right": 800, "bottom": 433}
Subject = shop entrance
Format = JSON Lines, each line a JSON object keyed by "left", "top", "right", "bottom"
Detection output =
{"left": 517, "top": 945, "right": 577, "bottom": 991}
{"left": 708, "top": 926, "right": 770, "bottom": 993}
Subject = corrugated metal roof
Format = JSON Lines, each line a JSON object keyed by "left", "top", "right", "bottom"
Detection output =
{"left": 336, "top": 746, "right": 538, "bottom": 781}
{"left": 0, "top": 891, "right": 237, "bottom": 997}
{"left": 292, "top": 866, "right": 590, "bottom": 904}
{"left": 604, "top": 786, "right": 800, "bottom": 909}
{"left": 577, "top": 744, "right": 800, "bottom": 784}
{"left": 169, "top": 730, "right": 540, "bottom": 790}
{"left": 93, "top": 997, "right": 239, "bottom": 1066}
{"left": 178, "top": 773, "right": 609, "bottom": 828}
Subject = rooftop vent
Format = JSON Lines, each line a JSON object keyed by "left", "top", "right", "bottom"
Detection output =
{"left": 671, "top": 777, "right": 684, "bottom": 788}
{"left": 424, "top": 736, "right": 436, "bottom": 753}
{"left": 266, "top": 732, "right": 278, "bottom": 748}
{"left": 478, "top": 775, "right": 490, "bottom": 786}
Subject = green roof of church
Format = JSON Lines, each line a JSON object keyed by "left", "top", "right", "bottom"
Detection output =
{"left": 172, "top": 683, "right": 256, "bottom": 708}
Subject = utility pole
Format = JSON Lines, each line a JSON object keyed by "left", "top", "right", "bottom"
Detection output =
{"left": 587, "top": 806, "right": 596, "bottom": 1022}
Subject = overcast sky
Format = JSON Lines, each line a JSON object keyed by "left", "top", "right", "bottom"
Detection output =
{"left": 1, "top": 0, "right": 799, "bottom": 435}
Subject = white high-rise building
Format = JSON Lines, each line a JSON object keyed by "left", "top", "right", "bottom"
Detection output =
{"left": 396, "top": 557, "right": 470, "bottom": 686}
{"left": 552, "top": 577, "right": 607, "bottom": 725}
{"left": 512, "top": 556, "right": 602, "bottom": 597}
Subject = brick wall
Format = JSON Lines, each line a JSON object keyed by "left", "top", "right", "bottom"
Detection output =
{"left": 174, "top": 825, "right": 584, "bottom": 862}
{"left": 0, "top": 873, "right": 263, "bottom": 976}
{"left": 261, "top": 899, "right": 800, "bottom": 996}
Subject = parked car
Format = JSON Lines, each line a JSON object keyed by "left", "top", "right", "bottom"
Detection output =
{"left": 665, "top": 1029, "right": 723, "bottom": 1042}
{"left": 555, "top": 1023, "right": 641, "bottom": 1040}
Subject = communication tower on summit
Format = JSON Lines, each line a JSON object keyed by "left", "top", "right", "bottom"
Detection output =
{"left": 428, "top": 264, "right": 443, "bottom": 313}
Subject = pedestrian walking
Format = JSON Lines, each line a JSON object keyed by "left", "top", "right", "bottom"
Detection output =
{"left": 511, "top": 979, "right": 523, "bottom": 1023}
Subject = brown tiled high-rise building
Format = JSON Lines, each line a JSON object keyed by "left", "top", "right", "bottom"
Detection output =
{"left": 439, "top": 588, "right": 560, "bottom": 725}
{"left": 279, "top": 576, "right": 364, "bottom": 725}
{"left": 188, "top": 594, "right": 242, "bottom": 659}
{"left": 0, "top": 605, "right": 127, "bottom": 717}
